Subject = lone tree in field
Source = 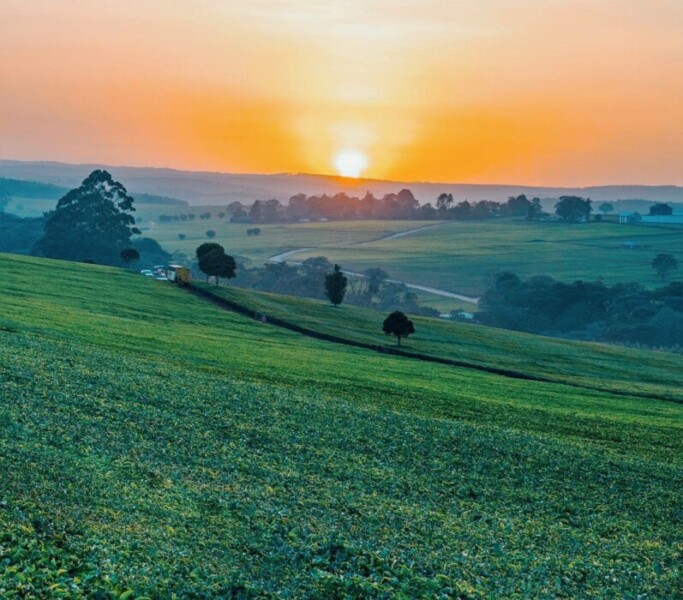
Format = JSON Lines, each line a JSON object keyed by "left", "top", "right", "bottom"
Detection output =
{"left": 325, "top": 264, "right": 348, "bottom": 306}
{"left": 198, "top": 245, "right": 236, "bottom": 285}
{"left": 120, "top": 247, "right": 140, "bottom": 266}
{"left": 599, "top": 202, "right": 614, "bottom": 215}
{"left": 206, "top": 230, "right": 216, "bottom": 238}
{"left": 382, "top": 311, "right": 415, "bottom": 346}
{"left": 651, "top": 253, "right": 678, "bottom": 282}
{"left": 32, "top": 170, "right": 140, "bottom": 265}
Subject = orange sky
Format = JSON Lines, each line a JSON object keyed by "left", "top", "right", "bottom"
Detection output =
{"left": 1, "top": 0, "right": 683, "bottom": 185}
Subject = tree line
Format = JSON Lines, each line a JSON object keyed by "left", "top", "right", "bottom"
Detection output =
{"left": 478, "top": 270, "right": 683, "bottom": 349}
{"left": 219, "top": 193, "right": 594, "bottom": 224}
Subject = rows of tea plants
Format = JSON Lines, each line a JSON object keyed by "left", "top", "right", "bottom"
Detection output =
{"left": 1, "top": 330, "right": 681, "bottom": 597}
{"left": 0, "top": 254, "right": 682, "bottom": 596}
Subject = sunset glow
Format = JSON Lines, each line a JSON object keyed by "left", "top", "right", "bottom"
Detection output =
{"left": 2, "top": 1, "right": 683, "bottom": 185}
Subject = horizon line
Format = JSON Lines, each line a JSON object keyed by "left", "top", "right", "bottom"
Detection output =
{"left": 1, "top": 157, "right": 682, "bottom": 190}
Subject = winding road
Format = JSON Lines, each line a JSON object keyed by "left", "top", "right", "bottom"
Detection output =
{"left": 267, "top": 225, "right": 479, "bottom": 305}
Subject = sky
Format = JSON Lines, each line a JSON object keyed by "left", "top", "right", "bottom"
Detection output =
{"left": 1, "top": 0, "right": 683, "bottom": 185}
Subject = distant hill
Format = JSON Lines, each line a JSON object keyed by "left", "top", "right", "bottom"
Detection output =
{"left": 0, "top": 175, "right": 187, "bottom": 206}
{"left": 2, "top": 159, "right": 683, "bottom": 205}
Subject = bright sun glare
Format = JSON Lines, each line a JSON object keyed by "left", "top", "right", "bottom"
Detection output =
{"left": 334, "top": 150, "right": 368, "bottom": 178}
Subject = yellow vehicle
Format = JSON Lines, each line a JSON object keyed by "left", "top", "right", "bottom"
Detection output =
{"left": 166, "top": 264, "right": 191, "bottom": 286}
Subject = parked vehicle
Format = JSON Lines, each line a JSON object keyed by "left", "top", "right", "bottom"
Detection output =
{"left": 166, "top": 264, "right": 191, "bottom": 286}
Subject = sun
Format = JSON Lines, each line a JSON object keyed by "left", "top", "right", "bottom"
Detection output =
{"left": 334, "top": 150, "right": 368, "bottom": 178}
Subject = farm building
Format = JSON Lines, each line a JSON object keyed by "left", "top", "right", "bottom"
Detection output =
{"left": 618, "top": 212, "right": 642, "bottom": 224}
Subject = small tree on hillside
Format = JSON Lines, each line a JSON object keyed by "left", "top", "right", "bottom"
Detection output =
{"left": 199, "top": 248, "right": 236, "bottom": 285}
{"left": 652, "top": 253, "right": 678, "bottom": 282}
{"left": 325, "top": 264, "right": 348, "bottom": 306}
{"left": 206, "top": 230, "right": 216, "bottom": 238}
{"left": 120, "top": 247, "right": 140, "bottom": 266}
{"left": 382, "top": 311, "right": 415, "bottom": 346}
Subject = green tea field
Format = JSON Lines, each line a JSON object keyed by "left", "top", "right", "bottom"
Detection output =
{"left": 0, "top": 253, "right": 681, "bottom": 597}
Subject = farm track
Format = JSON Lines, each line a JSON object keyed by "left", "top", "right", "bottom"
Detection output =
{"left": 186, "top": 283, "right": 682, "bottom": 405}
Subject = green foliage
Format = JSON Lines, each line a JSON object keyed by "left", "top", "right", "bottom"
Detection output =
{"left": 554, "top": 196, "right": 593, "bottom": 222}
{"left": 0, "top": 254, "right": 681, "bottom": 596}
{"left": 32, "top": 170, "right": 141, "bottom": 265}
{"left": 382, "top": 310, "right": 415, "bottom": 345}
{"left": 120, "top": 247, "right": 140, "bottom": 265}
{"left": 0, "top": 212, "right": 44, "bottom": 253}
{"left": 652, "top": 252, "right": 679, "bottom": 282}
{"left": 324, "top": 264, "right": 347, "bottom": 306}
{"left": 195, "top": 242, "right": 222, "bottom": 261}
{"left": 196, "top": 243, "right": 236, "bottom": 284}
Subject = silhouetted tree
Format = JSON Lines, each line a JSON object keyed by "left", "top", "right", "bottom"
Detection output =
{"left": 178, "top": 233, "right": 186, "bottom": 240}
{"left": 506, "top": 194, "right": 531, "bottom": 217}
{"left": 198, "top": 248, "right": 236, "bottom": 285}
{"left": 382, "top": 311, "right": 415, "bottom": 346}
{"left": 526, "top": 197, "right": 544, "bottom": 221}
{"left": 652, "top": 253, "right": 678, "bottom": 282}
{"left": 196, "top": 242, "right": 222, "bottom": 261}
{"left": 32, "top": 170, "right": 140, "bottom": 265}
{"left": 206, "top": 230, "right": 216, "bottom": 238}
{"left": 325, "top": 264, "right": 348, "bottom": 306}
{"left": 436, "top": 193, "right": 454, "bottom": 216}
{"left": 555, "top": 196, "right": 592, "bottom": 222}
{"left": 120, "top": 247, "right": 140, "bottom": 266}
{"left": 599, "top": 202, "right": 614, "bottom": 215}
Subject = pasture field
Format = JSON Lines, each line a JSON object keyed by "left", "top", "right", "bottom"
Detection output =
{"left": 148, "top": 218, "right": 432, "bottom": 266}
{"left": 292, "top": 219, "right": 683, "bottom": 296}
{"left": 0, "top": 253, "right": 681, "bottom": 597}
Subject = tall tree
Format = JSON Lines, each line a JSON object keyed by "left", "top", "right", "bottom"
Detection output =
{"left": 32, "top": 170, "right": 140, "bottom": 264}
{"left": 382, "top": 311, "right": 415, "bottom": 346}
{"left": 325, "top": 264, "right": 348, "bottom": 306}
{"left": 599, "top": 202, "right": 614, "bottom": 215}
{"left": 436, "top": 193, "right": 454, "bottom": 216}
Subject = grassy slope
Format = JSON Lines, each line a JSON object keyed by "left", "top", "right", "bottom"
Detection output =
{"left": 0, "top": 253, "right": 681, "bottom": 596}
{"left": 293, "top": 219, "right": 683, "bottom": 296}
{"left": 199, "top": 283, "right": 683, "bottom": 403}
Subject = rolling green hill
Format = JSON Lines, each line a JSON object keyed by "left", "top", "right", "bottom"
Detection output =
{"left": 195, "top": 283, "right": 683, "bottom": 403}
{"left": 0, "top": 253, "right": 681, "bottom": 597}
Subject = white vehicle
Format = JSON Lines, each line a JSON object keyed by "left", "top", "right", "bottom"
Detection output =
{"left": 140, "top": 269, "right": 153, "bottom": 277}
